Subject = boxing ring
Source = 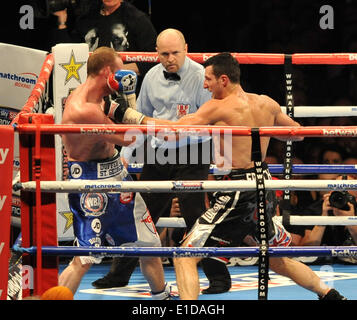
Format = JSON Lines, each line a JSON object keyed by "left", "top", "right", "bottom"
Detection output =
{"left": 2, "top": 51, "right": 357, "bottom": 301}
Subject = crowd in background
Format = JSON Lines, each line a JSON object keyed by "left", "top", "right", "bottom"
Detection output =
{"left": 6, "top": 1, "right": 357, "bottom": 108}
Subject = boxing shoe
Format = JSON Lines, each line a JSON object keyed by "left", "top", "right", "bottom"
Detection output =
{"left": 92, "top": 257, "right": 138, "bottom": 289}
{"left": 319, "top": 288, "right": 347, "bottom": 300}
{"left": 201, "top": 258, "right": 231, "bottom": 294}
{"left": 91, "top": 273, "right": 129, "bottom": 289}
{"left": 151, "top": 283, "right": 179, "bottom": 300}
{"left": 201, "top": 275, "right": 231, "bottom": 294}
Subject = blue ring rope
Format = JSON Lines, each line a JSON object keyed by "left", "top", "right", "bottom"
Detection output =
{"left": 18, "top": 245, "right": 357, "bottom": 258}
{"left": 127, "top": 164, "right": 357, "bottom": 175}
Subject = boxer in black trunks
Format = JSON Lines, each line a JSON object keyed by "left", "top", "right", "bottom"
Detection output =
{"left": 189, "top": 164, "right": 282, "bottom": 251}
{"left": 139, "top": 52, "right": 346, "bottom": 300}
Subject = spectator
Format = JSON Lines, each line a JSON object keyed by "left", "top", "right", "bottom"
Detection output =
{"left": 52, "top": 0, "right": 157, "bottom": 89}
{"left": 300, "top": 174, "right": 357, "bottom": 264}
{"left": 319, "top": 144, "right": 347, "bottom": 165}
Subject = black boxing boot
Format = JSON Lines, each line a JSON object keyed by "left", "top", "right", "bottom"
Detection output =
{"left": 201, "top": 258, "right": 231, "bottom": 294}
{"left": 92, "top": 257, "right": 138, "bottom": 289}
{"left": 319, "top": 289, "right": 347, "bottom": 300}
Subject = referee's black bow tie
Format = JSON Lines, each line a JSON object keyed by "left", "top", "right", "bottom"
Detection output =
{"left": 163, "top": 71, "right": 181, "bottom": 81}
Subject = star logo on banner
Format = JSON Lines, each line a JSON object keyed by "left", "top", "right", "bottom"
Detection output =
{"left": 59, "top": 50, "right": 86, "bottom": 85}
{"left": 59, "top": 211, "right": 73, "bottom": 233}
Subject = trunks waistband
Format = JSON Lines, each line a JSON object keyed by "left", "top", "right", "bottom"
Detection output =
{"left": 215, "top": 162, "right": 272, "bottom": 181}
{"left": 67, "top": 150, "right": 125, "bottom": 180}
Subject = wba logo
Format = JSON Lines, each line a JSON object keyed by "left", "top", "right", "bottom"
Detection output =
{"left": 80, "top": 193, "right": 108, "bottom": 216}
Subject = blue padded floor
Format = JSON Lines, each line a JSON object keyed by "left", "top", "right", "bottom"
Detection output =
{"left": 63, "top": 262, "right": 357, "bottom": 301}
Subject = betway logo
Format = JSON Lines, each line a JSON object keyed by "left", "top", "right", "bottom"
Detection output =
{"left": 124, "top": 55, "right": 159, "bottom": 62}
{"left": 322, "top": 128, "right": 357, "bottom": 137}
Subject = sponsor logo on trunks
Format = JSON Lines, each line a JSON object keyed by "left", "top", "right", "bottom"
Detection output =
{"left": 98, "top": 160, "right": 122, "bottom": 178}
{"left": 176, "top": 104, "right": 190, "bottom": 118}
{"left": 201, "top": 195, "right": 230, "bottom": 223}
{"left": 172, "top": 181, "right": 203, "bottom": 191}
{"left": 91, "top": 218, "right": 101, "bottom": 233}
{"left": 210, "top": 236, "right": 230, "bottom": 245}
{"left": 88, "top": 237, "right": 101, "bottom": 246}
{"left": 120, "top": 192, "right": 133, "bottom": 204}
{"left": 141, "top": 210, "right": 157, "bottom": 234}
{"left": 70, "top": 163, "right": 82, "bottom": 178}
{"left": 80, "top": 193, "right": 108, "bottom": 217}
{"left": 105, "top": 233, "right": 115, "bottom": 246}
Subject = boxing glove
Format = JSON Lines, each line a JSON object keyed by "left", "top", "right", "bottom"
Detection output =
{"left": 107, "top": 70, "right": 137, "bottom": 109}
{"left": 103, "top": 94, "right": 145, "bottom": 124}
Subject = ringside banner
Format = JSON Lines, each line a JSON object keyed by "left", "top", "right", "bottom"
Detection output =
{"left": 52, "top": 43, "right": 89, "bottom": 241}
{"left": 0, "top": 43, "right": 47, "bottom": 110}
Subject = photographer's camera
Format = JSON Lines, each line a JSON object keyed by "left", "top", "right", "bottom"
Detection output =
{"left": 329, "top": 191, "right": 357, "bottom": 211}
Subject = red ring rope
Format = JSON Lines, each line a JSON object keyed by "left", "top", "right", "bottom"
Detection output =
{"left": 14, "top": 123, "right": 357, "bottom": 137}
{"left": 121, "top": 52, "right": 357, "bottom": 65}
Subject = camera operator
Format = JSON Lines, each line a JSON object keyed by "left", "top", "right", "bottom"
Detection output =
{"left": 301, "top": 174, "right": 357, "bottom": 263}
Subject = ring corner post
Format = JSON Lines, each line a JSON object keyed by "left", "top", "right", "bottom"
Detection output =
{"left": 0, "top": 125, "right": 14, "bottom": 300}
{"left": 18, "top": 114, "right": 58, "bottom": 298}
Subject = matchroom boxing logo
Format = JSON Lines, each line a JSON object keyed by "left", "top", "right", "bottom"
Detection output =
{"left": 0, "top": 72, "right": 37, "bottom": 90}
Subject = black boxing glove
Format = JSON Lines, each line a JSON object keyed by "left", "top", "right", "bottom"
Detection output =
{"left": 103, "top": 94, "right": 145, "bottom": 124}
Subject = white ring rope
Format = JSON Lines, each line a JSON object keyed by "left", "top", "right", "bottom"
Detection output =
{"left": 16, "top": 179, "right": 357, "bottom": 193}
{"left": 275, "top": 215, "right": 357, "bottom": 226}
{"left": 281, "top": 106, "right": 357, "bottom": 117}
{"left": 156, "top": 216, "right": 357, "bottom": 227}
{"left": 11, "top": 215, "right": 357, "bottom": 229}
